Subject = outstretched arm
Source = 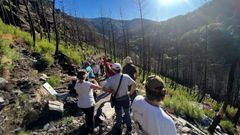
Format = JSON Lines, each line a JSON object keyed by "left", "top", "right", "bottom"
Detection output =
{"left": 103, "top": 87, "right": 113, "bottom": 93}
{"left": 67, "top": 76, "right": 77, "bottom": 81}
{"left": 90, "top": 83, "right": 102, "bottom": 90}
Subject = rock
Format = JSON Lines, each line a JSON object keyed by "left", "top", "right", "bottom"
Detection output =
{"left": 0, "top": 97, "right": 4, "bottom": 109}
{"left": 100, "top": 102, "right": 115, "bottom": 120}
{"left": 48, "top": 126, "right": 57, "bottom": 132}
{"left": 13, "top": 89, "right": 23, "bottom": 95}
{"left": 0, "top": 77, "right": 8, "bottom": 90}
{"left": 0, "top": 97, "right": 4, "bottom": 103}
{"left": 181, "top": 127, "right": 191, "bottom": 133}
{"left": 40, "top": 74, "right": 49, "bottom": 81}
{"left": 196, "top": 115, "right": 212, "bottom": 127}
{"left": 43, "top": 82, "right": 58, "bottom": 95}
{"left": 43, "top": 123, "right": 50, "bottom": 130}
{"left": 107, "top": 126, "right": 111, "bottom": 130}
{"left": 176, "top": 117, "right": 187, "bottom": 126}
{"left": 23, "top": 109, "right": 41, "bottom": 127}
{"left": 48, "top": 100, "right": 64, "bottom": 113}
{"left": 16, "top": 78, "right": 32, "bottom": 91}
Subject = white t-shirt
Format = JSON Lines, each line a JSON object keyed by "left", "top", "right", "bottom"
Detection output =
{"left": 132, "top": 95, "right": 177, "bottom": 135}
{"left": 104, "top": 73, "right": 135, "bottom": 98}
{"left": 74, "top": 80, "right": 95, "bottom": 108}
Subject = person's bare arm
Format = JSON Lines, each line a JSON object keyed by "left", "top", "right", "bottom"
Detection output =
{"left": 129, "top": 82, "right": 136, "bottom": 95}
{"left": 90, "top": 83, "right": 102, "bottom": 90}
{"left": 67, "top": 76, "right": 77, "bottom": 81}
{"left": 103, "top": 87, "right": 113, "bottom": 93}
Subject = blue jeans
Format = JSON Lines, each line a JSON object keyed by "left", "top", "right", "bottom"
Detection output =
{"left": 114, "top": 95, "right": 132, "bottom": 130}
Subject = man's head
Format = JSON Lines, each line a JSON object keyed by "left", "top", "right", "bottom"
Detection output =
{"left": 145, "top": 75, "right": 166, "bottom": 102}
{"left": 124, "top": 56, "right": 133, "bottom": 64}
{"left": 112, "top": 63, "right": 121, "bottom": 73}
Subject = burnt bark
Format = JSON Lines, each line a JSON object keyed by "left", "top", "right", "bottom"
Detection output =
{"left": 23, "top": 0, "right": 36, "bottom": 47}
{"left": 208, "top": 58, "right": 239, "bottom": 134}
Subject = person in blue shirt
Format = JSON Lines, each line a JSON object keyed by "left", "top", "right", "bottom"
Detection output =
{"left": 83, "top": 62, "right": 95, "bottom": 79}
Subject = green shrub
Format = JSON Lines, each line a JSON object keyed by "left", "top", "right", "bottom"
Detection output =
{"left": 226, "top": 106, "right": 237, "bottom": 119}
{"left": 220, "top": 120, "right": 235, "bottom": 134}
{"left": 17, "top": 130, "right": 31, "bottom": 135}
{"left": 35, "top": 39, "right": 55, "bottom": 54}
{"left": 212, "top": 102, "right": 221, "bottom": 111}
{"left": 0, "top": 39, "right": 18, "bottom": 73}
{"left": 164, "top": 89, "right": 204, "bottom": 119}
{"left": 203, "top": 109, "right": 216, "bottom": 119}
{"left": 42, "top": 53, "right": 54, "bottom": 67}
{"left": 48, "top": 74, "right": 61, "bottom": 88}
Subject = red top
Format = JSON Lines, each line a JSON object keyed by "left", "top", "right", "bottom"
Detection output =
{"left": 105, "top": 62, "right": 114, "bottom": 77}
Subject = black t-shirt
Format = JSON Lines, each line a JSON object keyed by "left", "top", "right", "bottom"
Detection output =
{"left": 123, "top": 64, "right": 137, "bottom": 80}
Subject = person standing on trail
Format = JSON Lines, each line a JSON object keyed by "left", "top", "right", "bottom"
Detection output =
{"left": 74, "top": 70, "right": 102, "bottom": 134}
{"left": 104, "top": 58, "right": 115, "bottom": 78}
{"left": 132, "top": 75, "right": 177, "bottom": 135}
{"left": 99, "top": 57, "right": 105, "bottom": 76}
{"left": 103, "top": 63, "right": 136, "bottom": 135}
{"left": 123, "top": 56, "right": 138, "bottom": 102}
{"left": 92, "top": 61, "right": 100, "bottom": 80}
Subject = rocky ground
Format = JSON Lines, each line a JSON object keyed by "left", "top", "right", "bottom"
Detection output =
{"left": 0, "top": 41, "right": 229, "bottom": 135}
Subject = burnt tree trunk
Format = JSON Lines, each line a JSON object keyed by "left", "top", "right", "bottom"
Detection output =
{"left": 52, "top": 0, "right": 59, "bottom": 55}
{"left": 23, "top": 0, "right": 36, "bottom": 47}
{"left": 7, "top": 0, "right": 16, "bottom": 26}
{"left": 40, "top": 0, "right": 51, "bottom": 42}
{"left": 208, "top": 58, "right": 239, "bottom": 134}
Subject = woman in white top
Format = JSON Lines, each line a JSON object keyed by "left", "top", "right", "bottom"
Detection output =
{"left": 74, "top": 70, "right": 102, "bottom": 134}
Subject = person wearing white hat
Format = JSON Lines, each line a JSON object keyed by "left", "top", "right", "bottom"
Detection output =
{"left": 123, "top": 56, "right": 138, "bottom": 102}
{"left": 103, "top": 63, "right": 136, "bottom": 135}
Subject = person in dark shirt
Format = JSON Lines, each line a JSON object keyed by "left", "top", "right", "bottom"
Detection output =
{"left": 123, "top": 56, "right": 137, "bottom": 81}
{"left": 123, "top": 56, "right": 137, "bottom": 102}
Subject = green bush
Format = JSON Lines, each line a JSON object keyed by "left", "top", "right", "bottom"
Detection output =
{"left": 203, "top": 109, "right": 216, "bottom": 119}
{"left": 60, "top": 45, "right": 83, "bottom": 65}
{"left": 220, "top": 120, "right": 235, "bottom": 134}
{"left": 35, "top": 39, "right": 55, "bottom": 54}
{"left": 17, "top": 130, "right": 31, "bottom": 135}
{"left": 48, "top": 74, "right": 61, "bottom": 88}
{"left": 226, "top": 106, "right": 237, "bottom": 119}
{"left": 164, "top": 89, "right": 204, "bottom": 119}
{"left": 42, "top": 53, "right": 54, "bottom": 67}
{"left": 0, "top": 39, "right": 18, "bottom": 73}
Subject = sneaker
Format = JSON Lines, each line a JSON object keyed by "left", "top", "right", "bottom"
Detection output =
{"left": 125, "top": 130, "right": 132, "bottom": 135}
{"left": 116, "top": 128, "right": 122, "bottom": 135}
{"left": 126, "top": 127, "right": 132, "bottom": 135}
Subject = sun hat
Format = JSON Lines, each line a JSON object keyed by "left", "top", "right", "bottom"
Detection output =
{"left": 112, "top": 63, "right": 121, "bottom": 70}
{"left": 145, "top": 75, "right": 165, "bottom": 91}
{"left": 124, "top": 56, "right": 133, "bottom": 64}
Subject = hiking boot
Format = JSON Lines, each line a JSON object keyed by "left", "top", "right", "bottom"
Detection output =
{"left": 116, "top": 128, "right": 122, "bottom": 135}
{"left": 126, "top": 127, "right": 132, "bottom": 135}
{"left": 125, "top": 130, "right": 132, "bottom": 135}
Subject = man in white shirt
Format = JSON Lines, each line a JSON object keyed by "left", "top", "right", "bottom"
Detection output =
{"left": 132, "top": 75, "right": 177, "bottom": 135}
{"left": 104, "top": 63, "right": 136, "bottom": 135}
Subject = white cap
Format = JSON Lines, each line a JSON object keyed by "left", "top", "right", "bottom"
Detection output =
{"left": 124, "top": 56, "right": 133, "bottom": 64}
{"left": 112, "top": 63, "right": 121, "bottom": 70}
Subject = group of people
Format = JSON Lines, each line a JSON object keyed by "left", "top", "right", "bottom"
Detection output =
{"left": 71, "top": 56, "right": 177, "bottom": 135}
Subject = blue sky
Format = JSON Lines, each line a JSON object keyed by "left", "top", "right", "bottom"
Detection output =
{"left": 56, "top": 0, "right": 208, "bottom": 21}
